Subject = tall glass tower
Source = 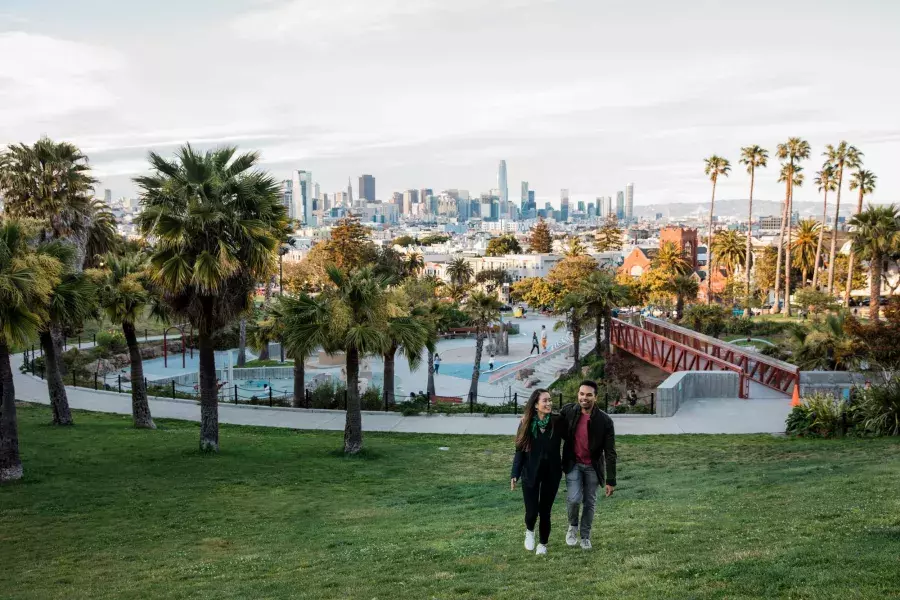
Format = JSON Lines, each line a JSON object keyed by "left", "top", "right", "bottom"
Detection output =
{"left": 498, "top": 160, "right": 508, "bottom": 218}
{"left": 616, "top": 191, "right": 625, "bottom": 220}
{"left": 625, "top": 183, "right": 634, "bottom": 221}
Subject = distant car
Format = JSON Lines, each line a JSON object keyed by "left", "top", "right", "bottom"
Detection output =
{"left": 498, "top": 304, "right": 512, "bottom": 312}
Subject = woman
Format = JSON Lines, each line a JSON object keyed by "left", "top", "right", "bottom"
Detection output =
{"left": 511, "top": 388, "right": 564, "bottom": 555}
{"left": 433, "top": 353, "right": 441, "bottom": 375}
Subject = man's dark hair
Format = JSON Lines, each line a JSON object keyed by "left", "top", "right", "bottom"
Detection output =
{"left": 578, "top": 380, "right": 598, "bottom": 394}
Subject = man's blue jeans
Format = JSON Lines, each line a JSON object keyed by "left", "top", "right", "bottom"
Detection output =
{"left": 566, "top": 463, "right": 599, "bottom": 540}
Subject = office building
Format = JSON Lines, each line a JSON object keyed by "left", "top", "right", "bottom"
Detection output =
{"left": 588, "top": 202, "right": 595, "bottom": 217}
{"left": 528, "top": 190, "right": 535, "bottom": 212}
{"left": 284, "top": 170, "right": 314, "bottom": 225}
{"left": 391, "top": 192, "right": 403, "bottom": 207}
{"left": 577, "top": 200, "right": 585, "bottom": 213}
{"left": 625, "top": 183, "right": 634, "bottom": 221}
{"left": 498, "top": 160, "right": 508, "bottom": 218}
{"left": 358, "top": 175, "right": 375, "bottom": 202}
{"left": 520, "top": 181, "right": 529, "bottom": 213}
{"left": 560, "top": 189, "right": 570, "bottom": 223}
{"left": 103, "top": 189, "right": 112, "bottom": 204}
{"left": 419, "top": 188, "right": 433, "bottom": 214}
{"left": 402, "top": 189, "right": 419, "bottom": 215}
{"left": 616, "top": 191, "right": 625, "bottom": 220}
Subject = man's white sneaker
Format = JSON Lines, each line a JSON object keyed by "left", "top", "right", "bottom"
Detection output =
{"left": 535, "top": 544, "right": 548, "bottom": 555}
{"left": 580, "top": 538, "right": 592, "bottom": 550}
{"left": 524, "top": 529, "right": 535, "bottom": 551}
{"left": 565, "top": 525, "right": 578, "bottom": 546}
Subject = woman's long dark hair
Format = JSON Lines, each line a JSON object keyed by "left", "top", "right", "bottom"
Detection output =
{"left": 515, "top": 388, "right": 550, "bottom": 451}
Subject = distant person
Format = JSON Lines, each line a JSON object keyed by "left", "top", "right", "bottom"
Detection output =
{"left": 488, "top": 355, "right": 495, "bottom": 371}
{"left": 540, "top": 326, "right": 548, "bottom": 353}
{"left": 530, "top": 332, "right": 540, "bottom": 355}
{"left": 511, "top": 389, "right": 564, "bottom": 555}
{"left": 433, "top": 353, "right": 442, "bottom": 375}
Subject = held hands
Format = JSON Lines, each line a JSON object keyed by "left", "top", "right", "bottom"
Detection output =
{"left": 511, "top": 478, "right": 517, "bottom": 491}
{"left": 605, "top": 484, "right": 615, "bottom": 497}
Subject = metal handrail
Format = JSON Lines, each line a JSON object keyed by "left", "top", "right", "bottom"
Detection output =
{"left": 487, "top": 331, "right": 597, "bottom": 385}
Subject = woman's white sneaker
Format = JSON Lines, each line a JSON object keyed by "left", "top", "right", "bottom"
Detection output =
{"left": 536, "top": 544, "right": 548, "bottom": 555}
{"left": 524, "top": 529, "right": 535, "bottom": 551}
{"left": 566, "top": 526, "right": 578, "bottom": 546}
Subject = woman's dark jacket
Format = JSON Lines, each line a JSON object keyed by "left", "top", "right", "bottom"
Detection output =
{"left": 510, "top": 414, "right": 564, "bottom": 486}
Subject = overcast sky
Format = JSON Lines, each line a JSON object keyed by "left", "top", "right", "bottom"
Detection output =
{"left": 2, "top": 0, "right": 898, "bottom": 208}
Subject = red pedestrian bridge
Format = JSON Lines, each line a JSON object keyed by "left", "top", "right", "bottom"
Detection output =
{"left": 610, "top": 317, "right": 798, "bottom": 399}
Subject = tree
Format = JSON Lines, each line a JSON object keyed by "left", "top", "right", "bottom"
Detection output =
{"left": 555, "top": 292, "right": 591, "bottom": 372}
{"left": 832, "top": 254, "right": 866, "bottom": 297}
{"left": 326, "top": 216, "right": 378, "bottom": 272}
{"left": 594, "top": 219, "right": 623, "bottom": 252}
{"left": 94, "top": 252, "right": 159, "bottom": 429}
{"left": 527, "top": 218, "right": 552, "bottom": 253}
{"left": 421, "top": 298, "right": 452, "bottom": 398}
{"left": 710, "top": 230, "right": 746, "bottom": 277}
{"left": 404, "top": 252, "right": 425, "bottom": 277}
{"left": 274, "top": 293, "right": 334, "bottom": 408}
{"left": 446, "top": 257, "right": 474, "bottom": 286}
{"left": 653, "top": 241, "right": 693, "bottom": 278}
{"left": 563, "top": 236, "right": 586, "bottom": 257}
{"left": 84, "top": 200, "right": 120, "bottom": 269}
{"left": 792, "top": 286, "right": 837, "bottom": 317}
{"left": 776, "top": 137, "right": 811, "bottom": 315}
{"left": 547, "top": 254, "right": 598, "bottom": 294}
{"left": 382, "top": 285, "right": 429, "bottom": 409}
{"left": 667, "top": 275, "right": 699, "bottom": 321}
{"left": 773, "top": 163, "right": 803, "bottom": 311}
{"left": 845, "top": 169, "right": 878, "bottom": 306}
{"left": 475, "top": 267, "right": 511, "bottom": 294}
{"left": 578, "top": 270, "right": 628, "bottom": 353}
{"left": 681, "top": 304, "right": 730, "bottom": 337}
{"left": 825, "top": 142, "right": 862, "bottom": 294}
{"left": 393, "top": 235, "right": 417, "bottom": 247}
{"left": 485, "top": 234, "right": 522, "bottom": 256}
{"left": 703, "top": 155, "right": 731, "bottom": 304}
{"left": 812, "top": 164, "right": 838, "bottom": 288}
{"left": 754, "top": 246, "right": 779, "bottom": 302}
{"left": 849, "top": 205, "right": 898, "bottom": 320}
{"left": 0, "top": 220, "right": 61, "bottom": 482}
{"left": 136, "top": 144, "right": 288, "bottom": 452}
{"left": 464, "top": 291, "right": 502, "bottom": 402}
{"left": 791, "top": 219, "right": 821, "bottom": 286}
{"left": 788, "top": 313, "right": 855, "bottom": 370}
{"left": 740, "top": 145, "right": 768, "bottom": 315}
{"left": 510, "top": 277, "right": 563, "bottom": 311}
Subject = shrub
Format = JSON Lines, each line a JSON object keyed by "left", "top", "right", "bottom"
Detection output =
{"left": 96, "top": 330, "right": 127, "bottom": 353}
{"left": 361, "top": 386, "right": 382, "bottom": 411}
{"left": 724, "top": 318, "right": 754, "bottom": 336}
{"left": 785, "top": 393, "right": 861, "bottom": 437}
{"left": 857, "top": 380, "right": 900, "bottom": 436}
{"left": 309, "top": 381, "right": 347, "bottom": 409}
{"left": 759, "top": 344, "right": 790, "bottom": 361}
{"left": 682, "top": 305, "right": 730, "bottom": 338}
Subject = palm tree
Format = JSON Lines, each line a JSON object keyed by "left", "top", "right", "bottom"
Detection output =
{"left": 95, "top": 252, "right": 158, "bottom": 429}
{"left": 0, "top": 220, "right": 61, "bottom": 482}
{"left": 382, "top": 286, "right": 429, "bottom": 409}
{"left": 825, "top": 142, "right": 862, "bottom": 294}
{"left": 272, "top": 294, "right": 331, "bottom": 408}
{"left": 776, "top": 137, "right": 811, "bottom": 316}
{"left": 710, "top": 230, "right": 746, "bottom": 277}
{"left": 773, "top": 164, "right": 804, "bottom": 312}
{"left": 84, "top": 200, "right": 120, "bottom": 269}
{"left": 848, "top": 204, "right": 897, "bottom": 320}
{"left": 788, "top": 313, "right": 855, "bottom": 370}
{"left": 564, "top": 236, "right": 586, "bottom": 257}
{"left": 135, "top": 144, "right": 288, "bottom": 452}
{"left": 740, "top": 145, "right": 768, "bottom": 315}
{"left": 703, "top": 155, "right": 731, "bottom": 304}
{"left": 422, "top": 299, "right": 452, "bottom": 398}
{"left": 404, "top": 252, "right": 425, "bottom": 278}
{"left": 578, "top": 270, "right": 628, "bottom": 354}
{"left": 845, "top": 169, "right": 878, "bottom": 306}
{"left": 812, "top": 164, "right": 838, "bottom": 288}
{"left": 446, "top": 257, "right": 474, "bottom": 286}
{"left": 791, "top": 219, "right": 821, "bottom": 286}
{"left": 464, "top": 291, "right": 502, "bottom": 402}
{"left": 667, "top": 275, "right": 699, "bottom": 321}
{"left": 555, "top": 292, "right": 591, "bottom": 372}
{"left": 653, "top": 241, "right": 693, "bottom": 277}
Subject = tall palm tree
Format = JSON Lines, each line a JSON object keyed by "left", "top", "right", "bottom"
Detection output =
{"left": 812, "top": 164, "right": 838, "bottom": 288}
{"left": 825, "top": 142, "right": 862, "bottom": 294}
{"left": 776, "top": 137, "right": 811, "bottom": 315}
{"left": 422, "top": 298, "right": 452, "bottom": 398}
{"left": 95, "top": 252, "right": 159, "bottom": 429}
{"left": 136, "top": 144, "right": 288, "bottom": 452}
{"left": 740, "top": 145, "right": 768, "bottom": 316}
{"left": 555, "top": 292, "right": 591, "bottom": 373}
{"left": 0, "top": 220, "right": 61, "bottom": 482}
{"left": 667, "top": 275, "right": 699, "bottom": 321}
{"left": 773, "top": 164, "right": 804, "bottom": 312}
{"left": 845, "top": 169, "right": 878, "bottom": 305}
{"left": 404, "top": 252, "right": 425, "bottom": 278}
{"left": 382, "top": 286, "right": 429, "bottom": 409}
{"left": 710, "top": 230, "right": 747, "bottom": 277}
{"left": 464, "top": 291, "right": 502, "bottom": 403}
{"left": 848, "top": 205, "right": 898, "bottom": 320}
{"left": 791, "top": 219, "right": 821, "bottom": 286}
{"left": 446, "top": 257, "right": 474, "bottom": 286}
{"left": 703, "top": 155, "right": 731, "bottom": 304}
{"left": 578, "top": 270, "right": 628, "bottom": 353}
{"left": 84, "top": 200, "right": 120, "bottom": 269}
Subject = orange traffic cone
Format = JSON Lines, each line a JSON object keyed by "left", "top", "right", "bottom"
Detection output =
{"left": 790, "top": 383, "right": 801, "bottom": 407}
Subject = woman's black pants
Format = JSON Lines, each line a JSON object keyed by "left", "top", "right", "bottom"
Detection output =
{"left": 522, "top": 466, "right": 561, "bottom": 545}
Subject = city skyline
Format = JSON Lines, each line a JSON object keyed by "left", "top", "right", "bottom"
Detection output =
{"left": 2, "top": 1, "right": 898, "bottom": 207}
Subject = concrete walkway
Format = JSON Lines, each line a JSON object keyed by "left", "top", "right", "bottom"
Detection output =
{"left": 11, "top": 349, "right": 793, "bottom": 436}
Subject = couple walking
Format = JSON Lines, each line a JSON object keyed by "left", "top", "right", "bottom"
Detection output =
{"left": 510, "top": 380, "right": 617, "bottom": 555}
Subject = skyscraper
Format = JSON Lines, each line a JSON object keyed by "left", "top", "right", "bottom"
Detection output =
{"left": 588, "top": 202, "right": 595, "bottom": 217}
{"left": 607, "top": 196, "right": 614, "bottom": 219}
{"left": 347, "top": 177, "right": 353, "bottom": 205}
{"left": 402, "top": 189, "right": 419, "bottom": 215}
{"left": 289, "top": 170, "right": 314, "bottom": 226}
{"left": 103, "top": 189, "right": 112, "bottom": 204}
{"left": 528, "top": 190, "right": 536, "bottom": 212}
{"left": 391, "top": 192, "right": 403, "bottom": 207}
{"left": 520, "top": 181, "right": 529, "bottom": 213}
{"left": 358, "top": 174, "right": 375, "bottom": 202}
{"left": 625, "top": 183, "right": 634, "bottom": 221}
{"left": 616, "top": 191, "right": 625, "bottom": 220}
{"left": 596, "top": 197, "right": 604, "bottom": 218}
{"left": 560, "top": 189, "right": 570, "bottom": 222}
{"left": 498, "top": 160, "right": 508, "bottom": 218}
{"left": 577, "top": 200, "right": 585, "bottom": 213}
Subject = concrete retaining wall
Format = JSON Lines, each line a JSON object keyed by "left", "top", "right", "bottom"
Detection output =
{"left": 799, "top": 371, "right": 868, "bottom": 400}
{"left": 655, "top": 371, "right": 740, "bottom": 417}
{"left": 154, "top": 366, "right": 296, "bottom": 386}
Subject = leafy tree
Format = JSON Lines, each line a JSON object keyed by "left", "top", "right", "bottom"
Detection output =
{"left": 832, "top": 254, "right": 866, "bottom": 297}
{"left": 849, "top": 204, "right": 898, "bottom": 319}
{"left": 703, "top": 155, "right": 731, "bottom": 303}
{"left": 404, "top": 252, "right": 425, "bottom": 278}
{"left": 788, "top": 313, "right": 855, "bottom": 370}
{"left": 510, "top": 277, "right": 563, "bottom": 311}
{"left": 382, "top": 285, "right": 429, "bottom": 409}
{"left": 740, "top": 145, "right": 768, "bottom": 314}
{"left": 845, "top": 299, "right": 900, "bottom": 371}
{"left": 464, "top": 291, "right": 502, "bottom": 402}
{"left": 812, "top": 163, "right": 838, "bottom": 288}
{"left": 446, "top": 257, "right": 474, "bottom": 286}
{"left": 421, "top": 297, "right": 453, "bottom": 398}
{"left": 527, "top": 218, "right": 552, "bottom": 253}
{"left": 547, "top": 254, "right": 598, "bottom": 294}
{"left": 681, "top": 304, "right": 730, "bottom": 337}
{"left": 711, "top": 230, "right": 746, "bottom": 277}
{"left": 753, "top": 246, "right": 779, "bottom": 300}
{"left": 594, "top": 220, "right": 623, "bottom": 252}
{"left": 325, "top": 216, "right": 378, "bottom": 272}
{"left": 791, "top": 219, "right": 821, "bottom": 286}
{"left": 418, "top": 234, "right": 450, "bottom": 246}
{"left": 792, "top": 286, "right": 837, "bottom": 316}
{"left": 777, "top": 137, "right": 811, "bottom": 315}
{"left": 485, "top": 234, "right": 522, "bottom": 256}
{"left": 845, "top": 169, "right": 878, "bottom": 305}
{"left": 0, "top": 220, "right": 62, "bottom": 482}
{"left": 136, "top": 144, "right": 288, "bottom": 452}
{"left": 393, "top": 235, "right": 417, "bottom": 247}
{"left": 652, "top": 241, "right": 693, "bottom": 281}
{"left": 475, "top": 267, "right": 511, "bottom": 294}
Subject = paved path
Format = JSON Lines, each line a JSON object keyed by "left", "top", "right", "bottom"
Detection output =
{"left": 11, "top": 348, "right": 792, "bottom": 436}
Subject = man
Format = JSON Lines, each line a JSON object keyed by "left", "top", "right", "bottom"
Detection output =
{"left": 540, "top": 325, "right": 548, "bottom": 353}
{"left": 560, "top": 380, "right": 617, "bottom": 550}
{"left": 530, "top": 332, "right": 541, "bottom": 355}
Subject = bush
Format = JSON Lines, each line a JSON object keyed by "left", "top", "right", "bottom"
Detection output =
{"left": 785, "top": 393, "right": 861, "bottom": 437}
{"left": 724, "top": 318, "right": 754, "bottom": 336}
{"left": 361, "top": 386, "right": 382, "bottom": 411}
{"left": 856, "top": 380, "right": 900, "bottom": 436}
{"left": 682, "top": 305, "right": 730, "bottom": 338}
{"left": 759, "top": 344, "right": 790, "bottom": 361}
{"left": 96, "top": 330, "right": 127, "bottom": 353}
{"left": 308, "top": 381, "right": 347, "bottom": 409}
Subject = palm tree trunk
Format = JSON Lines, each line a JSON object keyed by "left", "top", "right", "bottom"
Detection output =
{"left": 870, "top": 254, "right": 883, "bottom": 321}
{"left": 40, "top": 331, "right": 73, "bottom": 426}
{"left": 123, "top": 321, "right": 154, "bottom": 429}
{"left": 802, "top": 267, "right": 808, "bottom": 288}
{"left": 426, "top": 350, "right": 436, "bottom": 398}
{"left": 812, "top": 190, "right": 828, "bottom": 289}
{"left": 0, "top": 342, "right": 23, "bottom": 482}
{"left": 469, "top": 331, "right": 485, "bottom": 402}
{"left": 258, "top": 337, "right": 270, "bottom": 361}
{"left": 845, "top": 188, "right": 866, "bottom": 306}
{"left": 197, "top": 323, "right": 219, "bottom": 452}
{"left": 603, "top": 311, "right": 612, "bottom": 353}
{"left": 774, "top": 194, "right": 788, "bottom": 312}
{"left": 676, "top": 294, "right": 684, "bottom": 321}
{"left": 344, "top": 347, "right": 363, "bottom": 454}
{"left": 237, "top": 319, "right": 247, "bottom": 367}
{"left": 744, "top": 169, "right": 755, "bottom": 317}
{"left": 292, "top": 353, "right": 304, "bottom": 408}
{"left": 382, "top": 344, "right": 397, "bottom": 409}
{"left": 827, "top": 165, "right": 844, "bottom": 294}
{"left": 594, "top": 316, "right": 603, "bottom": 355}
{"left": 571, "top": 320, "right": 581, "bottom": 373}
{"left": 783, "top": 172, "right": 794, "bottom": 316}
{"left": 706, "top": 178, "right": 717, "bottom": 305}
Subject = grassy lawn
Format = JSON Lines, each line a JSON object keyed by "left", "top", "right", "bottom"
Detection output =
{"left": 3, "top": 406, "right": 900, "bottom": 600}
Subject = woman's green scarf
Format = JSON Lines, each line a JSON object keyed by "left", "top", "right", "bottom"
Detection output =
{"left": 531, "top": 413, "right": 551, "bottom": 438}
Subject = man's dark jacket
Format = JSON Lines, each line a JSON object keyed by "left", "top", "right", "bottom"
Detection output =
{"left": 559, "top": 403, "right": 617, "bottom": 487}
